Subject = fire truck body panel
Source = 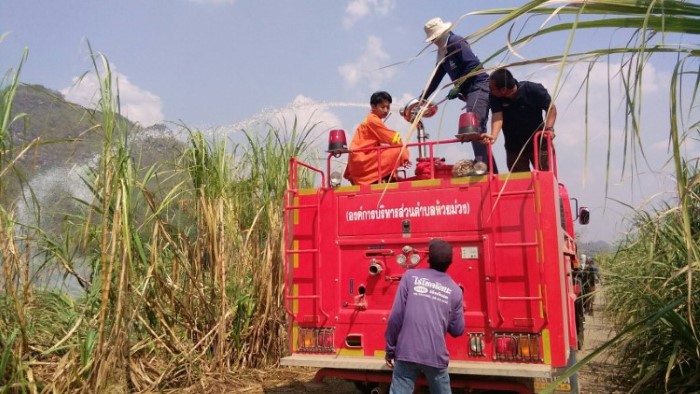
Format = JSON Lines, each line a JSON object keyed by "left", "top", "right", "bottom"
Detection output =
{"left": 283, "top": 153, "right": 581, "bottom": 393}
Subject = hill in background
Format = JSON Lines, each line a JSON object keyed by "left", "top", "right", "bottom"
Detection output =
{"left": 579, "top": 240, "right": 613, "bottom": 256}
{"left": 4, "top": 83, "right": 187, "bottom": 234}
{"left": 6, "top": 83, "right": 185, "bottom": 193}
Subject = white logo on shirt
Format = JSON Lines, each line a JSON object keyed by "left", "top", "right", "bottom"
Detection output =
{"left": 412, "top": 276, "right": 453, "bottom": 304}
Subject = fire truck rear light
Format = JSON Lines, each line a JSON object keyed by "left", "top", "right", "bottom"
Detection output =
{"left": 468, "top": 333, "right": 485, "bottom": 357}
{"left": 519, "top": 336, "right": 539, "bottom": 358}
{"left": 298, "top": 327, "right": 335, "bottom": 353}
{"left": 494, "top": 333, "right": 541, "bottom": 362}
{"left": 301, "top": 330, "right": 316, "bottom": 348}
{"left": 495, "top": 336, "right": 516, "bottom": 358}
{"left": 318, "top": 328, "right": 334, "bottom": 349}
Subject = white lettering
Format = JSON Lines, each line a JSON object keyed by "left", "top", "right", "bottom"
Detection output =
{"left": 345, "top": 201, "right": 471, "bottom": 223}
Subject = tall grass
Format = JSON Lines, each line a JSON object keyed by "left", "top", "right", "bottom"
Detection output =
{"left": 465, "top": 1, "right": 699, "bottom": 392}
{"left": 0, "top": 44, "right": 318, "bottom": 392}
{"left": 603, "top": 161, "right": 700, "bottom": 391}
{"left": 0, "top": 49, "right": 33, "bottom": 393}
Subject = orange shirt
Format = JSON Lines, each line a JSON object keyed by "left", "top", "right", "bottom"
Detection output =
{"left": 345, "top": 113, "right": 410, "bottom": 185}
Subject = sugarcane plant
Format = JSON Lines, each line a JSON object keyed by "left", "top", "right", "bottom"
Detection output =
{"left": 462, "top": 1, "right": 699, "bottom": 392}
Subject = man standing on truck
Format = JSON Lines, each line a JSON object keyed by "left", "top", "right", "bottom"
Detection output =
{"left": 385, "top": 239, "right": 465, "bottom": 393}
{"left": 420, "top": 17, "right": 497, "bottom": 173}
{"left": 482, "top": 67, "right": 558, "bottom": 172}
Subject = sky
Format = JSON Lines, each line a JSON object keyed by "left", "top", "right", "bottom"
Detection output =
{"left": 1, "top": 0, "right": 698, "bottom": 244}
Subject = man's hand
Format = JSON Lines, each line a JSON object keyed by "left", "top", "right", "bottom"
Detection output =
{"left": 447, "top": 86, "right": 460, "bottom": 100}
{"left": 385, "top": 358, "right": 394, "bottom": 368}
{"left": 541, "top": 127, "right": 556, "bottom": 140}
{"left": 480, "top": 134, "right": 496, "bottom": 145}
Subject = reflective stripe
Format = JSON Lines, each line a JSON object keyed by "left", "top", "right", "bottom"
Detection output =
{"left": 391, "top": 132, "right": 402, "bottom": 144}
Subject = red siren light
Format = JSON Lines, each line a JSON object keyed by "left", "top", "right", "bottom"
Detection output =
{"left": 327, "top": 129, "right": 349, "bottom": 156}
{"left": 456, "top": 112, "right": 481, "bottom": 142}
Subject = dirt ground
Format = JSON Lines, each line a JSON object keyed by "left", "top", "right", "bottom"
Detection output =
{"left": 178, "top": 292, "right": 620, "bottom": 394}
{"left": 575, "top": 291, "right": 625, "bottom": 394}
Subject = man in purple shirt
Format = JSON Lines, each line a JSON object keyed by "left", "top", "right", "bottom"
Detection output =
{"left": 385, "top": 239, "right": 465, "bottom": 393}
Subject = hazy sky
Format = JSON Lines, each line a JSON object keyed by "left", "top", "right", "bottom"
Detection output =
{"left": 1, "top": 0, "right": 697, "bottom": 244}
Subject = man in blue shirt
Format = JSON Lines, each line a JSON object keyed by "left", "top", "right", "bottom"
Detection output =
{"left": 385, "top": 239, "right": 465, "bottom": 393}
{"left": 421, "top": 17, "right": 497, "bottom": 173}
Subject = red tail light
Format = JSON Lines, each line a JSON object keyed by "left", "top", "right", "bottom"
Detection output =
{"left": 494, "top": 333, "right": 541, "bottom": 362}
{"left": 298, "top": 327, "right": 335, "bottom": 353}
{"left": 495, "top": 336, "right": 517, "bottom": 358}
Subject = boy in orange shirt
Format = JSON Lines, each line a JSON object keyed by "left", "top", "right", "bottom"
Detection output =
{"left": 344, "top": 91, "right": 410, "bottom": 185}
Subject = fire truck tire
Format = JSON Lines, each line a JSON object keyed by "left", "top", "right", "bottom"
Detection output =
{"left": 370, "top": 386, "right": 388, "bottom": 394}
{"left": 354, "top": 381, "right": 385, "bottom": 394}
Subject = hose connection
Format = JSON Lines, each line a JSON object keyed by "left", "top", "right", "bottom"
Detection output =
{"left": 369, "top": 259, "right": 384, "bottom": 276}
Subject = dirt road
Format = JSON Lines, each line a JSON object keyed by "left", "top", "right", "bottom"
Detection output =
{"left": 576, "top": 291, "right": 624, "bottom": 394}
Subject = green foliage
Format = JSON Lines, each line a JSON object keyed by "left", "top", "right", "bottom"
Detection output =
{"left": 4, "top": 2, "right": 694, "bottom": 391}
{"left": 79, "top": 329, "right": 97, "bottom": 376}
{"left": 0, "top": 329, "right": 26, "bottom": 392}
{"left": 467, "top": 2, "right": 698, "bottom": 393}
{"left": 603, "top": 163, "right": 700, "bottom": 392}
{"left": 0, "top": 42, "right": 322, "bottom": 391}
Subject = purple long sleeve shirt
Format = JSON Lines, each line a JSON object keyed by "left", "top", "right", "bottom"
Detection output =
{"left": 384, "top": 268, "right": 465, "bottom": 369}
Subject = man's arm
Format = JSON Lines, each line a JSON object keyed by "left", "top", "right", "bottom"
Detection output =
{"left": 447, "top": 294, "right": 465, "bottom": 337}
{"left": 385, "top": 276, "right": 409, "bottom": 366}
{"left": 482, "top": 111, "right": 503, "bottom": 144}
{"left": 422, "top": 63, "right": 447, "bottom": 101}
{"left": 544, "top": 103, "right": 557, "bottom": 131}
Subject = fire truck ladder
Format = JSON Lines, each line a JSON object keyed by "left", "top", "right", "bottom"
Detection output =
{"left": 283, "top": 158, "right": 329, "bottom": 320}
{"left": 486, "top": 173, "right": 548, "bottom": 328}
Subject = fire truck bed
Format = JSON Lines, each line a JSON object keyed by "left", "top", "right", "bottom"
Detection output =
{"left": 280, "top": 354, "right": 553, "bottom": 379}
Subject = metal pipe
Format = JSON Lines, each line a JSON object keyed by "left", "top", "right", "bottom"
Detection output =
{"left": 416, "top": 121, "right": 427, "bottom": 158}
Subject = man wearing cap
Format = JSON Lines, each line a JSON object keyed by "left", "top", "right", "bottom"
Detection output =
{"left": 421, "top": 17, "right": 497, "bottom": 173}
{"left": 385, "top": 239, "right": 465, "bottom": 393}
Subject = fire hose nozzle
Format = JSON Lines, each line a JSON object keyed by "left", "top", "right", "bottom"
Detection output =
{"left": 369, "top": 260, "right": 384, "bottom": 276}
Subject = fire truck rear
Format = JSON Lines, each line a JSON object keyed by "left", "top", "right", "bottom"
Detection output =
{"left": 281, "top": 102, "right": 589, "bottom": 393}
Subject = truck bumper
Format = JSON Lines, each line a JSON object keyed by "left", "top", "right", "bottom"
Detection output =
{"left": 280, "top": 354, "right": 553, "bottom": 379}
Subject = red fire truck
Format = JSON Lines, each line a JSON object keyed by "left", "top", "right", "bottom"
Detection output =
{"left": 281, "top": 101, "right": 590, "bottom": 393}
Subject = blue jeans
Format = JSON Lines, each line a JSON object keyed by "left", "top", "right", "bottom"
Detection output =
{"left": 390, "top": 360, "right": 452, "bottom": 394}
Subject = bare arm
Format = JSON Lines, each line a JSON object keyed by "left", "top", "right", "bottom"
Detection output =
{"left": 482, "top": 111, "right": 503, "bottom": 144}
{"left": 544, "top": 104, "right": 557, "bottom": 130}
